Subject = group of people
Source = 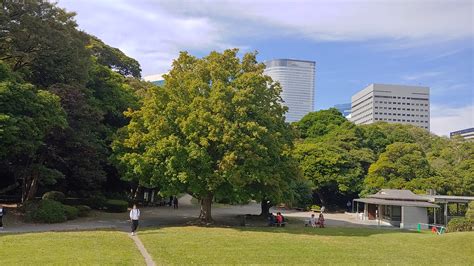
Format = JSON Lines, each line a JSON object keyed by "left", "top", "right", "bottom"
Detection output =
{"left": 169, "top": 196, "right": 179, "bottom": 209}
{"left": 307, "top": 213, "right": 325, "bottom": 228}
{"left": 268, "top": 212, "right": 286, "bottom": 227}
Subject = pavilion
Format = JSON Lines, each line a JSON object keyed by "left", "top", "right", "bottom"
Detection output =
{"left": 353, "top": 189, "right": 439, "bottom": 229}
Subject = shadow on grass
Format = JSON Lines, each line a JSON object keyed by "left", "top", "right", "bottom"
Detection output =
{"left": 137, "top": 223, "right": 419, "bottom": 237}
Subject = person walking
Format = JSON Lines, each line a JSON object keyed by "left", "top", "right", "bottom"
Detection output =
{"left": 0, "top": 204, "right": 5, "bottom": 230}
{"left": 129, "top": 204, "right": 140, "bottom": 236}
{"left": 346, "top": 200, "right": 352, "bottom": 212}
{"left": 173, "top": 196, "right": 179, "bottom": 209}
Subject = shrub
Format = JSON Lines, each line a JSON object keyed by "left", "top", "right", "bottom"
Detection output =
{"left": 76, "top": 205, "right": 92, "bottom": 217}
{"left": 447, "top": 217, "right": 473, "bottom": 232}
{"left": 465, "top": 202, "right": 474, "bottom": 220}
{"left": 29, "top": 199, "right": 67, "bottom": 223}
{"left": 311, "top": 205, "right": 321, "bottom": 212}
{"left": 22, "top": 200, "right": 40, "bottom": 221}
{"left": 85, "top": 194, "right": 107, "bottom": 210}
{"left": 42, "top": 191, "right": 66, "bottom": 203}
{"left": 104, "top": 199, "right": 128, "bottom": 213}
{"left": 63, "top": 198, "right": 86, "bottom": 206}
{"left": 63, "top": 205, "right": 79, "bottom": 220}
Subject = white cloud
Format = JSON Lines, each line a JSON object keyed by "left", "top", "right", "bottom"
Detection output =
{"left": 430, "top": 104, "right": 474, "bottom": 136}
{"left": 402, "top": 71, "right": 444, "bottom": 81}
{"left": 160, "top": 0, "right": 474, "bottom": 42}
{"left": 59, "top": 0, "right": 244, "bottom": 75}
{"left": 58, "top": 0, "right": 473, "bottom": 75}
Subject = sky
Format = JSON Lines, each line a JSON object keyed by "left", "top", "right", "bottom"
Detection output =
{"left": 57, "top": 0, "right": 474, "bottom": 136}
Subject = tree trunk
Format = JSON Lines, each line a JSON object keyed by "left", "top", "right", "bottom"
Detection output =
{"left": 22, "top": 174, "right": 39, "bottom": 203}
{"left": 260, "top": 199, "right": 271, "bottom": 217}
{"left": 317, "top": 191, "right": 326, "bottom": 206}
{"left": 199, "top": 193, "right": 213, "bottom": 223}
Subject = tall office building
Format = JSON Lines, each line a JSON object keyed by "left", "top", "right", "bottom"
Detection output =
{"left": 350, "top": 84, "right": 430, "bottom": 130}
{"left": 264, "top": 59, "right": 315, "bottom": 122}
{"left": 450, "top": 128, "right": 474, "bottom": 141}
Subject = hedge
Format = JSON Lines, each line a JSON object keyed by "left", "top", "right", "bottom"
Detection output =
{"left": 76, "top": 205, "right": 92, "bottom": 217}
{"left": 85, "top": 195, "right": 107, "bottom": 210}
{"left": 447, "top": 217, "right": 473, "bottom": 232}
{"left": 64, "top": 205, "right": 79, "bottom": 220}
{"left": 29, "top": 199, "right": 67, "bottom": 223}
{"left": 42, "top": 191, "right": 66, "bottom": 203}
{"left": 104, "top": 199, "right": 128, "bottom": 213}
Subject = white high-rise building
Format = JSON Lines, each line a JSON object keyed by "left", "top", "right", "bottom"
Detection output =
{"left": 264, "top": 59, "right": 315, "bottom": 122}
{"left": 350, "top": 84, "right": 430, "bottom": 130}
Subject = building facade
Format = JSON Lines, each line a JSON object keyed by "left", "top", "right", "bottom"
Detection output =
{"left": 264, "top": 59, "right": 315, "bottom": 122}
{"left": 450, "top": 127, "right": 474, "bottom": 141}
{"left": 350, "top": 84, "right": 430, "bottom": 130}
{"left": 334, "top": 103, "right": 352, "bottom": 118}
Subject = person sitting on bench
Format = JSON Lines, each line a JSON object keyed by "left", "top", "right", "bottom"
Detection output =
{"left": 268, "top": 213, "right": 276, "bottom": 226}
{"left": 276, "top": 212, "right": 286, "bottom": 227}
{"left": 318, "top": 213, "right": 325, "bottom": 228}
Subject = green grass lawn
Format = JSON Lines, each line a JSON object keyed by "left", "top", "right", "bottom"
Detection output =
{"left": 139, "top": 226, "right": 474, "bottom": 265}
{"left": 0, "top": 231, "right": 143, "bottom": 265}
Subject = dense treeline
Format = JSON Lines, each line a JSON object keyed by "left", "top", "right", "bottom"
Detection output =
{"left": 1, "top": 1, "right": 472, "bottom": 223}
{"left": 294, "top": 108, "right": 474, "bottom": 207}
{"left": 0, "top": 0, "right": 148, "bottom": 201}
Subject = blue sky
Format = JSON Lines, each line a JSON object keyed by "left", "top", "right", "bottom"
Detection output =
{"left": 58, "top": 0, "right": 473, "bottom": 136}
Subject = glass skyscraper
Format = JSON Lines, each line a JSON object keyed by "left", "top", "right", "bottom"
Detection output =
{"left": 264, "top": 59, "right": 315, "bottom": 122}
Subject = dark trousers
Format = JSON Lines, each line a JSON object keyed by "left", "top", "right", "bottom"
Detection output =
{"left": 131, "top": 220, "right": 139, "bottom": 232}
{"left": 0, "top": 215, "right": 3, "bottom": 227}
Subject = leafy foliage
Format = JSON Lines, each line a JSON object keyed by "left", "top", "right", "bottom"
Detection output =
{"left": 112, "top": 49, "right": 297, "bottom": 221}
{"left": 104, "top": 199, "right": 128, "bottom": 213}
{"left": 26, "top": 199, "right": 67, "bottom": 223}
{"left": 42, "top": 191, "right": 66, "bottom": 203}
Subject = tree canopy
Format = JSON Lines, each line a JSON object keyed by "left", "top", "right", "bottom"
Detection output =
{"left": 112, "top": 49, "right": 298, "bottom": 221}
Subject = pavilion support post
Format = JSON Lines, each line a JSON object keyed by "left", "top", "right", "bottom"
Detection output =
{"left": 434, "top": 208, "right": 437, "bottom": 224}
{"left": 444, "top": 203, "right": 448, "bottom": 225}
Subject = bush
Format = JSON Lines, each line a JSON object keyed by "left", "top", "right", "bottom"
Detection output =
{"left": 447, "top": 217, "right": 473, "bottom": 232}
{"left": 63, "top": 205, "right": 79, "bottom": 220}
{"left": 465, "top": 202, "right": 474, "bottom": 220}
{"left": 311, "top": 205, "right": 321, "bottom": 212}
{"left": 42, "top": 191, "right": 66, "bottom": 203}
{"left": 85, "top": 194, "right": 107, "bottom": 210}
{"left": 76, "top": 205, "right": 92, "bottom": 217}
{"left": 104, "top": 199, "right": 128, "bottom": 213}
{"left": 28, "top": 199, "right": 67, "bottom": 223}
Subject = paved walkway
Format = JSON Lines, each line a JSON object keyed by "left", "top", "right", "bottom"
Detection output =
{"left": 129, "top": 234, "right": 156, "bottom": 266}
{"left": 0, "top": 194, "right": 394, "bottom": 234}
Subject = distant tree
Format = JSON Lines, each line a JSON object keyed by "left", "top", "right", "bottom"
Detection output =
{"left": 112, "top": 49, "right": 296, "bottom": 222}
{"left": 294, "top": 108, "right": 347, "bottom": 139}
{"left": 362, "top": 142, "right": 434, "bottom": 195}
{"left": 88, "top": 36, "right": 142, "bottom": 78}
{"left": 294, "top": 139, "right": 373, "bottom": 205}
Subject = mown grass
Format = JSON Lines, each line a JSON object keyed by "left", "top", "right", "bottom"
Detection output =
{"left": 139, "top": 226, "right": 474, "bottom": 265}
{"left": 0, "top": 230, "right": 143, "bottom": 265}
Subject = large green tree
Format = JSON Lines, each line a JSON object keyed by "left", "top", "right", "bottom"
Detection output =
{"left": 0, "top": 0, "right": 144, "bottom": 199}
{"left": 0, "top": 63, "right": 67, "bottom": 201}
{"left": 113, "top": 49, "right": 297, "bottom": 222}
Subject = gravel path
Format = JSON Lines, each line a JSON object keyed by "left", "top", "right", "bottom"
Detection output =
{"left": 0, "top": 194, "right": 389, "bottom": 234}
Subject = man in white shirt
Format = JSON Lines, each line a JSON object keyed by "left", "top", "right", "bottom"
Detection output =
{"left": 129, "top": 204, "right": 140, "bottom": 236}
{"left": 0, "top": 204, "right": 4, "bottom": 229}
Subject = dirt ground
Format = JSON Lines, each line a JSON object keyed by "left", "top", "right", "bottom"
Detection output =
{"left": 0, "top": 194, "right": 392, "bottom": 233}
